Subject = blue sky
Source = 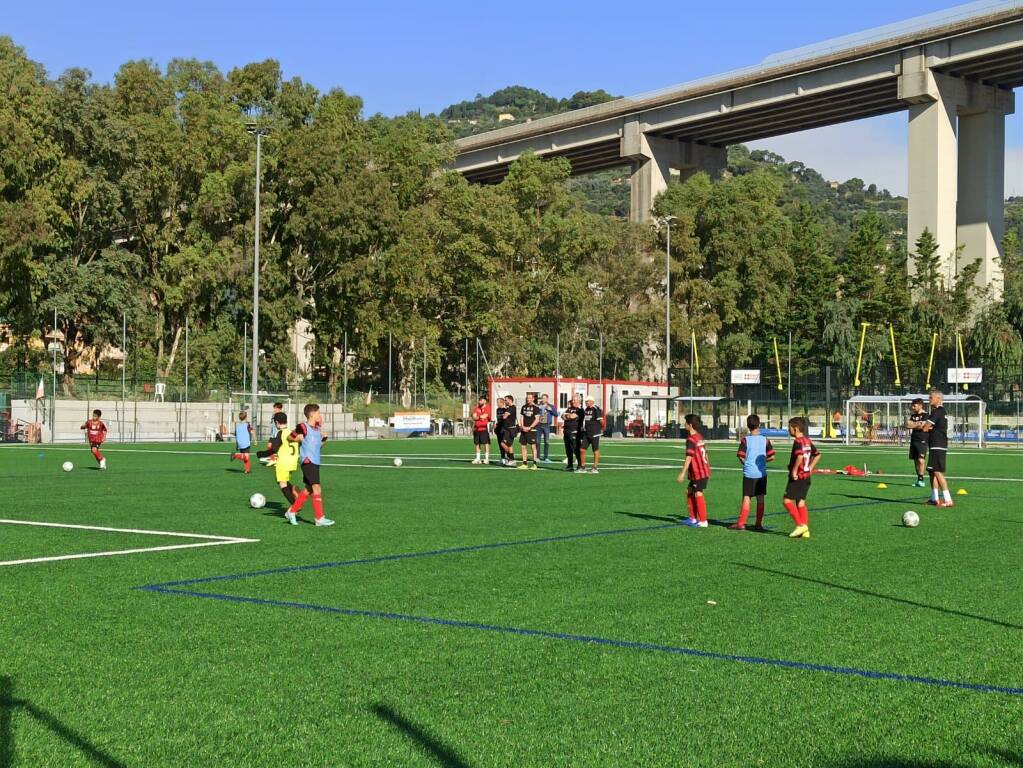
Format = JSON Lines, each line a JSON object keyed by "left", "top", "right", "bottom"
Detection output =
{"left": 3, "top": 0, "right": 1020, "bottom": 195}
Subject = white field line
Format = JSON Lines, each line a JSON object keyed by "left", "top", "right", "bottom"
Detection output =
{"left": 0, "top": 518, "right": 258, "bottom": 568}
{"left": 4, "top": 445, "right": 1018, "bottom": 482}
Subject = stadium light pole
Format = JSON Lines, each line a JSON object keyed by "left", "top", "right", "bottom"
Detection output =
{"left": 246, "top": 125, "right": 268, "bottom": 435}
{"left": 660, "top": 216, "right": 676, "bottom": 428}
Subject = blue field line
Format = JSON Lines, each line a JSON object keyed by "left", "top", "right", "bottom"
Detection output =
{"left": 142, "top": 586, "right": 1023, "bottom": 697}
{"left": 139, "top": 523, "right": 680, "bottom": 590}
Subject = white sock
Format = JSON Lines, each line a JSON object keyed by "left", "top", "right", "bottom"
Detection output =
{"left": 943, "top": 489, "right": 952, "bottom": 503}
{"left": 931, "top": 489, "right": 939, "bottom": 502}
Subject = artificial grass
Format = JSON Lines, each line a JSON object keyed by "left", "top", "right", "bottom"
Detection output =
{"left": 1, "top": 438, "right": 1020, "bottom": 767}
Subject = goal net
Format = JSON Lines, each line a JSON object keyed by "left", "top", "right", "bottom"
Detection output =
{"left": 228, "top": 392, "right": 294, "bottom": 443}
{"left": 844, "top": 394, "right": 985, "bottom": 448}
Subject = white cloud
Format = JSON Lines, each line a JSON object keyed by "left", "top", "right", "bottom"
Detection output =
{"left": 749, "top": 112, "right": 1023, "bottom": 200}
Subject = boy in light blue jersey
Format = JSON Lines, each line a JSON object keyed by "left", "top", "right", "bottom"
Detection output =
{"left": 231, "top": 412, "right": 253, "bottom": 474}
{"left": 287, "top": 403, "right": 334, "bottom": 527}
{"left": 730, "top": 414, "right": 775, "bottom": 531}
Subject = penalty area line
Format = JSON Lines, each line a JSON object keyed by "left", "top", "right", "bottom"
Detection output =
{"left": 0, "top": 518, "right": 258, "bottom": 568}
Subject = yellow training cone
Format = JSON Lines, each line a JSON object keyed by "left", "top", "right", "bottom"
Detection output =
{"left": 957, "top": 488, "right": 968, "bottom": 496}
{"left": 877, "top": 483, "right": 888, "bottom": 489}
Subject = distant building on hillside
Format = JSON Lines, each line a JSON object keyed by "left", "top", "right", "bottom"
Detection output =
{"left": 497, "top": 113, "right": 515, "bottom": 123}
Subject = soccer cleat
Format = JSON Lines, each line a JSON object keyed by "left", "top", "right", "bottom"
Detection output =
{"left": 681, "top": 518, "right": 700, "bottom": 528}
{"left": 285, "top": 511, "right": 298, "bottom": 526}
{"left": 799, "top": 528, "right": 811, "bottom": 539}
{"left": 471, "top": 458, "right": 481, "bottom": 465}
{"left": 913, "top": 479, "right": 926, "bottom": 488}
{"left": 696, "top": 520, "right": 709, "bottom": 528}
{"left": 728, "top": 523, "right": 746, "bottom": 531}
{"left": 315, "top": 517, "right": 335, "bottom": 527}
{"left": 590, "top": 468, "right": 599, "bottom": 474}
{"left": 483, "top": 458, "right": 490, "bottom": 465}
{"left": 937, "top": 500, "right": 955, "bottom": 508}
{"left": 789, "top": 525, "right": 809, "bottom": 538}
{"left": 576, "top": 466, "right": 587, "bottom": 474}
{"left": 564, "top": 467, "right": 575, "bottom": 472}
{"left": 99, "top": 458, "right": 106, "bottom": 470}
{"left": 752, "top": 525, "right": 769, "bottom": 532}
{"left": 529, "top": 464, "right": 540, "bottom": 471}
{"left": 925, "top": 499, "right": 938, "bottom": 506}
{"left": 516, "top": 463, "right": 528, "bottom": 471}
{"left": 266, "top": 458, "right": 277, "bottom": 468}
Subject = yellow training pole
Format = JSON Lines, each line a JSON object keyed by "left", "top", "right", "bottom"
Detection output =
{"left": 773, "top": 337, "right": 784, "bottom": 391}
{"left": 854, "top": 322, "right": 870, "bottom": 388}
{"left": 925, "top": 333, "right": 938, "bottom": 390}
{"left": 889, "top": 324, "right": 901, "bottom": 388}
{"left": 957, "top": 332, "right": 969, "bottom": 391}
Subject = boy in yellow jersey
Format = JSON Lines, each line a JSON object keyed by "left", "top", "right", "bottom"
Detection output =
{"left": 267, "top": 412, "right": 301, "bottom": 524}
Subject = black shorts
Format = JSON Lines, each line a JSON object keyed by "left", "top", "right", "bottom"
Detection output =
{"left": 742, "top": 476, "right": 767, "bottom": 498}
{"left": 927, "top": 449, "right": 947, "bottom": 474}
{"left": 688, "top": 478, "right": 708, "bottom": 493}
{"left": 909, "top": 441, "right": 928, "bottom": 461}
{"left": 581, "top": 434, "right": 600, "bottom": 450}
{"left": 501, "top": 426, "right": 518, "bottom": 444}
{"left": 785, "top": 478, "right": 811, "bottom": 502}
{"left": 520, "top": 429, "right": 536, "bottom": 445}
{"left": 473, "top": 430, "right": 491, "bottom": 446}
{"left": 237, "top": 445, "right": 250, "bottom": 454}
{"left": 301, "top": 462, "right": 321, "bottom": 488}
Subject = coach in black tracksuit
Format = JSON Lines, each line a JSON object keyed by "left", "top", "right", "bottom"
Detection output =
{"left": 561, "top": 394, "right": 583, "bottom": 472}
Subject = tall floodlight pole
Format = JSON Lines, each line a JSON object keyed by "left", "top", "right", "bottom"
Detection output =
{"left": 661, "top": 216, "right": 676, "bottom": 429}
{"left": 247, "top": 127, "right": 265, "bottom": 435}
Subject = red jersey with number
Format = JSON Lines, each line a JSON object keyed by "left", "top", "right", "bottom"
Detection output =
{"left": 83, "top": 419, "right": 107, "bottom": 445}
{"left": 686, "top": 434, "right": 711, "bottom": 481}
{"left": 473, "top": 406, "right": 491, "bottom": 432}
{"left": 789, "top": 436, "right": 819, "bottom": 480}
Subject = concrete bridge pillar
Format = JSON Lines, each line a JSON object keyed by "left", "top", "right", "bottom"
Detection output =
{"left": 622, "top": 118, "right": 726, "bottom": 223}
{"left": 900, "top": 52, "right": 1014, "bottom": 294}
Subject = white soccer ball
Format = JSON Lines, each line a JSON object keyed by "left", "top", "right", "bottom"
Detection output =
{"left": 902, "top": 510, "right": 920, "bottom": 528}
{"left": 62, "top": 461, "right": 74, "bottom": 472}
{"left": 393, "top": 457, "right": 403, "bottom": 467}
{"left": 249, "top": 493, "right": 266, "bottom": 509}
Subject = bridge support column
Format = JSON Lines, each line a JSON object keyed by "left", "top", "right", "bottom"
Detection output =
{"left": 901, "top": 58, "right": 1013, "bottom": 293}
{"left": 958, "top": 108, "right": 1007, "bottom": 297}
{"left": 622, "top": 120, "right": 725, "bottom": 223}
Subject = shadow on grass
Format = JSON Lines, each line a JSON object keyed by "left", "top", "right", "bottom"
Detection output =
{"left": 835, "top": 492, "right": 925, "bottom": 506}
{"left": 830, "top": 751, "right": 1023, "bottom": 768}
{"left": 613, "top": 511, "right": 683, "bottom": 524}
{"left": 259, "top": 510, "right": 317, "bottom": 526}
{"left": 0, "top": 675, "right": 127, "bottom": 768}
{"left": 733, "top": 563, "right": 1023, "bottom": 631}
{"left": 370, "top": 703, "right": 471, "bottom": 768}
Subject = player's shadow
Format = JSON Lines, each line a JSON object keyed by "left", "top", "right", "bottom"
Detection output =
{"left": 613, "top": 511, "right": 684, "bottom": 524}
{"left": 370, "top": 703, "right": 472, "bottom": 768}
{"left": 259, "top": 511, "right": 316, "bottom": 526}
{"left": 733, "top": 563, "right": 1023, "bottom": 631}
{"left": 0, "top": 675, "right": 127, "bottom": 768}
{"left": 835, "top": 492, "right": 923, "bottom": 505}
{"left": 828, "top": 758, "right": 973, "bottom": 767}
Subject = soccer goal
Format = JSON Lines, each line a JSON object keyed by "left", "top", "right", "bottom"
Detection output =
{"left": 844, "top": 394, "right": 985, "bottom": 448}
{"left": 227, "top": 392, "right": 293, "bottom": 442}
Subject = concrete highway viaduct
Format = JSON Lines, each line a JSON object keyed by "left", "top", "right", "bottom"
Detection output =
{"left": 452, "top": 1, "right": 1023, "bottom": 292}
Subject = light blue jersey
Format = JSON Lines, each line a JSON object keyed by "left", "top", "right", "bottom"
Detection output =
{"left": 299, "top": 422, "right": 322, "bottom": 465}
{"left": 739, "top": 434, "right": 773, "bottom": 478}
{"left": 235, "top": 422, "right": 252, "bottom": 450}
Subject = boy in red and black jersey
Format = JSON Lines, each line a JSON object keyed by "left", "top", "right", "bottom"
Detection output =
{"left": 80, "top": 409, "right": 107, "bottom": 470}
{"left": 785, "top": 417, "right": 821, "bottom": 540}
{"left": 677, "top": 414, "right": 711, "bottom": 528}
{"left": 471, "top": 396, "right": 491, "bottom": 465}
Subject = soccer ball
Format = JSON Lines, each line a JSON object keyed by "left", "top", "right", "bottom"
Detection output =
{"left": 902, "top": 510, "right": 920, "bottom": 528}
{"left": 393, "top": 457, "right": 403, "bottom": 467}
{"left": 62, "top": 461, "right": 74, "bottom": 472}
{"left": 249, "top": 493, "right": 266, "bottom": 509}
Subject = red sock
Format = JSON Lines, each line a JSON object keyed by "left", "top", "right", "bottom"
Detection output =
{"left": 312, "top": 494, "right": 324, "bottom": 520}
{"left": 232, "top": 453, "right": 240, "bottom": 461}
{"left": 695, "top": 495, "right": 707, "bottom": 523}
{"left": 242, "top": 455, "right": 250, "bottom": 473}
{"left": 290, "top": 489, "right": 309, "bottom": 513}
{"left": 737, "top": 499, "right": 750, "bottom": 526}
{"left": 799, "top": 503, "right": 809, "bottom": 527}
{"left": 91, "top": 447, "right": 103, "bottom": 463}
{"left": 755, "top": 502, "right": 765, "bottom": 527}
{"left": 686, "top": 494, "right": 696, "bottom": 520}
{"left": 784, "top": 499, "right": 800, "bottom": 525}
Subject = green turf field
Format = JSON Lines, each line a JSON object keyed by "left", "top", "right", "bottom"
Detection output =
{"left": 2, "top": 438, "right": 1020, "bottom": 767}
